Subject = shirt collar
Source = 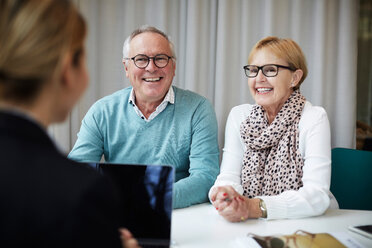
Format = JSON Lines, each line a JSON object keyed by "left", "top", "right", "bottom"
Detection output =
{"left": 128, "top": 86, "right": 174, "bottom": 106}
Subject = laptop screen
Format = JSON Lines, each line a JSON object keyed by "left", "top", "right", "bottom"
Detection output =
{"left": 88, "top": 163, "right": 174, "bottom": 247}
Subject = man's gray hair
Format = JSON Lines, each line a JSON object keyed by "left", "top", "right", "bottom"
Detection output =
{"left": 122, "top": 25, "right": 176, "bottom": 60}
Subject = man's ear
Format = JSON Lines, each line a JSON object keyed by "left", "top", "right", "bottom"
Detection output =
{"left": 123, "top": 59, "right": 130, "bottom": 78}
{"left": 172, "top": 59, "right": 176, "bottom": 77}
{"left": 291, "top": 69, "right": 303, "bottom": 88}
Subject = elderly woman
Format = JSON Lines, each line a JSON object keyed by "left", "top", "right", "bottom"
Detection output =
{"left": 209, "top": 36, "right": 337, "bottom": 221}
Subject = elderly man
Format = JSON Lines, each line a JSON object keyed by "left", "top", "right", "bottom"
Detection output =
{"left": 69, "top": 26, "right": 219, "bottom": 208}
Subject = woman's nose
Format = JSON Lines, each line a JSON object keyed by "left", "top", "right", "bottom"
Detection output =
{"left": 256, "top": 69, "right": 266, "bottom": 81}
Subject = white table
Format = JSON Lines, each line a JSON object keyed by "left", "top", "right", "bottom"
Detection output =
{"left": 171, "top": 203, "right": 372, "bottom": 248}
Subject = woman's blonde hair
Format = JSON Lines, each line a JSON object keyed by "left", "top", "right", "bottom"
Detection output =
{"left": 0, "top": 0, "right": 86, "bottom": 102}
{"left": 248, "top": 36, "right": 308, "bottom": 90}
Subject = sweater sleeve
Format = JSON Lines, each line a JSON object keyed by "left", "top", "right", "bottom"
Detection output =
{"left": 173, "top": 98, "right": 220, "bottom": 208}
{"left": 259, "top": 106, "right": 332, "bottom": 220}
{"left": 68, "top": 103, "right": 105, "bottom": 163}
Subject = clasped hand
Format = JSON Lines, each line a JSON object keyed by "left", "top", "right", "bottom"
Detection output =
{"left": 210, "top": 185, "right": 251, "bottom": 222}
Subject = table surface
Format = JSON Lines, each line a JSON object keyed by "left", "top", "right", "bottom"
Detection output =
{"left": 171, "top": 203, "right": 372, "bottom": 248}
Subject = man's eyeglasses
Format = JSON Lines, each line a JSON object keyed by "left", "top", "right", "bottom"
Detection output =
{"left": 125, "top": 54, "right": 173, "bottom": 69}
{"left": 243, "top": 64, "right": 296, "bottom": 78}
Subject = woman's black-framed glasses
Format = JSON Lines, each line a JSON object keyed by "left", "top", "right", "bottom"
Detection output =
{"left": 125, "top": 54, "right": 173, "bottom": 69}
{"left": 243, "top": 64, "right": 296, "bottom": 78}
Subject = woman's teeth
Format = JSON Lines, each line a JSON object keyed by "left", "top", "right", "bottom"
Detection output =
{"left": 256, "top": 88, "right": 272, "bottom": 93}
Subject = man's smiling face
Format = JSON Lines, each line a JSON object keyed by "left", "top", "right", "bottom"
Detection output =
{"left": 124, "top": 32, "right": 176, "bottom": 105}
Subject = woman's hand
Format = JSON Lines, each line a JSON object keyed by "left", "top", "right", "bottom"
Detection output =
{"left": 210, "top": 185, "right": 238, "bottom": 210}
{"left": 210, "top": 186, "right": 261, "bottom": 222}
{"left": 119, "top": 228, "right": 141, "bottom": 248}
{"left": 210, "top": 186, "right": 249, "bottom": 222}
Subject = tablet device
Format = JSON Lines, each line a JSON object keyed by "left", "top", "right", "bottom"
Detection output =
{"left": 348, "top": 224, "right": 372, "bottom": 239}
{"left": 89, "top": 163, "right": 174, "bottom": 248}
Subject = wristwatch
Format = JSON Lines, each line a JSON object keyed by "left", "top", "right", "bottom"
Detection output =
{"left": 259, "top": 199, "right": 267, "bottom": 219}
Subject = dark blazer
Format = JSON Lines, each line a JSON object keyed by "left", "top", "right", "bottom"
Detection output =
{"left": 0, "top": 111, "right": 122, "bottom": 248}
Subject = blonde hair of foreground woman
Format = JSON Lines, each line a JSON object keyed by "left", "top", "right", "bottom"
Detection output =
{"left": 0, "top": 0, "right": 86, "bottom": 110}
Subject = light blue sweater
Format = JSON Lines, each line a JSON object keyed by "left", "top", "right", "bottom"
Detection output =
{"left": 68, "top": 86, "right": 220, "bottom": 208}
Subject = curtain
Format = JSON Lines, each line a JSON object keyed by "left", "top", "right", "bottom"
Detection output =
{"left": 49, "top": 0, "right": 359, "bottom": 155}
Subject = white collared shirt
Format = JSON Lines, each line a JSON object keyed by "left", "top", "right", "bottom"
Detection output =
{"left": 128, "top": 86, "right": 175, "bottom": 122}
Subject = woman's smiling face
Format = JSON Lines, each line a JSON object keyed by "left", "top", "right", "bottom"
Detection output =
{"left": 248, "top": 48, "right": 295, "bottom": 114}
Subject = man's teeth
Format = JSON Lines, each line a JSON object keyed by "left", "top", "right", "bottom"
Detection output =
{"left": 257, "top": 88, "right": 272, "bottom": 93}
{"left": 144, "top": 78, "right": 161, "bottom": 82}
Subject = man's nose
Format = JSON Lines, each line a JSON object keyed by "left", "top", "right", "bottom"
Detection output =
{"left": 145, "top": 58, "right": 157, "bottom": 72}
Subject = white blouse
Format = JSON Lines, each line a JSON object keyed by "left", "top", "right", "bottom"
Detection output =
{"left": 209, "top": 101, "right": 338, "bottom": 220}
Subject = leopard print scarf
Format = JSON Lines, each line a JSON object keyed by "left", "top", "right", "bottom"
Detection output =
{"left": 240, "top": 90, "right": 306, "bottom": 198}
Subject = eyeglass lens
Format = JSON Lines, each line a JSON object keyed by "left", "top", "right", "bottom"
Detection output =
{"left": 245, "top": 65, "right": 279, "bottom": 77}
{"left": 133, "top": 54, "right": 170, "bottom": 68}
{"left": 253, "top": 237, "right": 285, "bottom": 248}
